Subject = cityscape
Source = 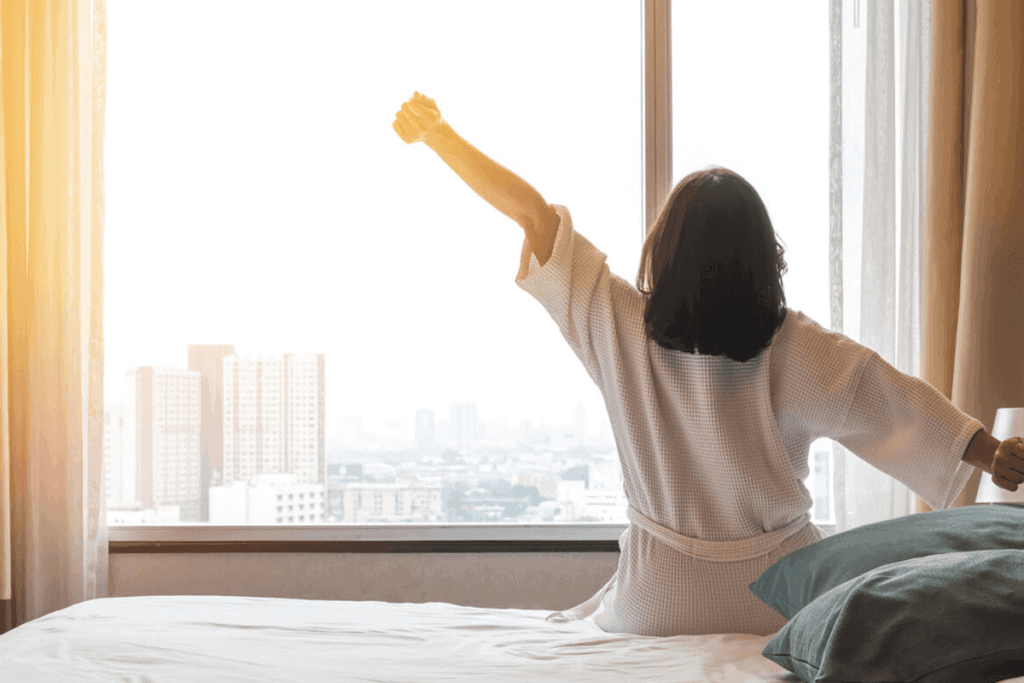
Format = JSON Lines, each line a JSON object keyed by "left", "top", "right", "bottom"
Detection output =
{"left": 104, "top": 345, "right": 835, "bottom": 527}
{"left": 102, "top": 0, "right": 834, "bottom": 531}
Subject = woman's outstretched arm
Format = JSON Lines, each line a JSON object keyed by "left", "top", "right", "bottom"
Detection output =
{"left": 393, "top": 92, "right": 559, "bottom": 266}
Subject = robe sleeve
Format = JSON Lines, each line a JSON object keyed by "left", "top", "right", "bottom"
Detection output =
{"left": 514, "top": 204, "right": 644, "bottom": 393}
{"left": 832, "top": 350, "right": 985, "bottom": 510}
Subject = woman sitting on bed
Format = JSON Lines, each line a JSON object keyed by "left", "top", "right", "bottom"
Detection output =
{"left": 391, "top": 92, "right": 1024, "bottom": 637}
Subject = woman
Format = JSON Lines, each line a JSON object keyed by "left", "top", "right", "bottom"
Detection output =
{"left": 392, "top": 92, "right": 1024, "bottom": 636}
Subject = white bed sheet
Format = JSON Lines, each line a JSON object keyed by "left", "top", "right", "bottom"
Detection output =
{"left": 0, "top": 595, "right": 803, "bottom": 682}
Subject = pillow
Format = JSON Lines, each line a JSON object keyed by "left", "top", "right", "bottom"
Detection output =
{"left": 749, "top": 503, "right": 1024, "bottom": 619}
{"left": 761, "top": 549, "right": 1024, "bottom": 683}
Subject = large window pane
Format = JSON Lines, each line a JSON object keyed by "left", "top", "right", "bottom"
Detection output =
{"left": 104, "top": 1, "right": 642, "bottom": 525}
{"left": 671, "top": 1, "right": 833, "bottom": 522}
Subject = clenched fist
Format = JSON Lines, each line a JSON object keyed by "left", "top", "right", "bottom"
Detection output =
{"left": 393, "top": 92, "right": 446, "bottom": 145}
{"left": 991, "top": 436, "right": 1024, "bottom": 491}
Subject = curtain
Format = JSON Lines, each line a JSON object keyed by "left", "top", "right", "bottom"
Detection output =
{"left": 0, "top": 0, "right": 107, "bottom": 633}
{"left": 916, "top": 0, "right": 1024, "bottom": 511}
{"left": 830, "top": 0, "right": 1024, "bottom": 530}
{"left": 829, "top": 0, "right": 932, "bottom": 531}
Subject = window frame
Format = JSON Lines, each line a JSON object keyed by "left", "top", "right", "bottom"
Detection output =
{"left": 109, "top": 1, "right": 836, "bottom": 554}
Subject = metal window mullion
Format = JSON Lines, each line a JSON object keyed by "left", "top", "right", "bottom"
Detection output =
{"left": 828, "top": 0, "right": 845, "bottom": 528}
{"left": 643, "top": 0, "right": 672, "bottom": 239}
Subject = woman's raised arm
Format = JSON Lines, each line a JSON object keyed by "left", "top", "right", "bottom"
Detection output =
{"left": 393, "top": 92, "right": 559, "bottom": 265}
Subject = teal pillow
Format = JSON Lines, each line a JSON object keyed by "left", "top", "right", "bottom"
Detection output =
{"left": 749, "top": 503, "right": 1024, "bottom": 619}
{"left": 761, "top": 550, "right": 1024, "bottom": 683}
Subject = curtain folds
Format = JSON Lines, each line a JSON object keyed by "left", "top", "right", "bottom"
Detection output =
{"left": 830, "top": 0, "right": 931, "bottom": 531}
{"left": 842, "top": 0, "right": 919, "bottom": 530}
{"left": 831, "top": 0, "right": 1023, "bottom": 530}
{"left": 917, "top": 0, "right": 1024, "bottom": 511}
{"left": 0, "top": 0, "right": 107, "bottom": 633}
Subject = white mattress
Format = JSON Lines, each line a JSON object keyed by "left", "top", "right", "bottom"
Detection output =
{"left": 0, "top": 595, "right": 803, "bottom": 682}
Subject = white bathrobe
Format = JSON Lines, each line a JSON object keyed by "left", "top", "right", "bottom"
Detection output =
{"left": 515, "top": 205, "right": 985, "bottom": 636}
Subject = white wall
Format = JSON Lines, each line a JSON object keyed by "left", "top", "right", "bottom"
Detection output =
{"left": 109, "top": 553, "right": 619, "bottom": 610}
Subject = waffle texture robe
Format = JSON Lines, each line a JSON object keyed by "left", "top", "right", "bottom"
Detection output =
{"left": 514, "top": 205, "right": 985, "bottom": 636}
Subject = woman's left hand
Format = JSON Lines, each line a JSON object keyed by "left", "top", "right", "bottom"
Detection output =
{"left": 393, "top": 92, "right": 446, "bottom": 144}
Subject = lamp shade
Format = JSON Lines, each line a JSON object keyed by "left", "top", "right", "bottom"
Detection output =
{"left": 974, "top": 407, "right": 1024, "bottom": 503}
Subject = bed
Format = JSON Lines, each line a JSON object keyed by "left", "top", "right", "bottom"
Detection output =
{"left": 0, "top": 595, "right": 802, "bottom": 682}
{"left": 5, "top": 505, "right": 1024, "bottom": 682}
{"left": 3, "top": 594, "right": 1024, "bottom": 683}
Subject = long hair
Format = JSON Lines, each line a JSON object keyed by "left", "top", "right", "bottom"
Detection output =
{"left": 636, "top": 167, "right": 789, "bottom": 362}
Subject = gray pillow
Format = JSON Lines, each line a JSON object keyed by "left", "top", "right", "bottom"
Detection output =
{"left": 761, "top": 550, "right": 1024, "bottom": 683}
{"left": 749, "top": 503, "right": 1024, "bottom": 619}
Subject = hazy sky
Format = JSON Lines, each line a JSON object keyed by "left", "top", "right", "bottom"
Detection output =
{"left": 103, "top": 1, "right": 827, "bottom": 441}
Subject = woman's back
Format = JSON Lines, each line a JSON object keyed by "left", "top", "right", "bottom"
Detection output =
{"left": 635, "top": 307, "right": 817, "bottom": 540}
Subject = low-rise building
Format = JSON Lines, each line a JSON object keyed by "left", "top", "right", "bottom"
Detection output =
{"left": 209, "top": 473, "right": 325, "bottom": 524}
{"left": 333, "top": 481, "right": 443, "bottom": 523}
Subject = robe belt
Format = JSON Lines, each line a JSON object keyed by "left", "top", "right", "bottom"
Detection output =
{"left": 626, "top": 506, "right": 811, "bottom": 562}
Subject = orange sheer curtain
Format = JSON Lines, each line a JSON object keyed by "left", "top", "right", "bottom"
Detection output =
{"left": 0, "top": 0, "right": 107, "bottom": 632}
{"left": 916, "top": 0, "right": 1024, "bottom": 512}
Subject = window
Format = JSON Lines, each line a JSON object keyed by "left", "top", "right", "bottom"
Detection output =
{"left": 671, "top": 1, "right": 833, "bottom": 524}
{"left": 105, "top": 1, "right": 833, "bottom": 539}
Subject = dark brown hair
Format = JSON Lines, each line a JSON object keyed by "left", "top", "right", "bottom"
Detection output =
{"left": 636, "top": 167, "right": 788, "bottom": 362}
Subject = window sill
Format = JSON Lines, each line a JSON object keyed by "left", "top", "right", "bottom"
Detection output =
{"left": 108, "top": 523, "right": 630, "bottom": 554}
{"left": 109, "top": 521, "right": 837, "bottom": 553}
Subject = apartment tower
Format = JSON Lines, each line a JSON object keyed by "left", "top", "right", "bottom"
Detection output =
{"left": 188, "top": 344, "right": 236, "bottom": 521}
{"left": 103, "top": 402, "right": 131, "bottom": 508}
{"left": 415, "top": 408, "right": 435, "bottom": 450}
{"left": 222, "top": 353, "right": 326, "bottom": 486}
{"left": 450, "top": 402, "right": 480, "bottom": 451}
{"left": 125, "top": 367, "right": 203, "bottom": 521}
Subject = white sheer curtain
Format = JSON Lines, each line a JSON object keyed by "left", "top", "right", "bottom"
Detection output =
{"left": 0, "top": 0, "right": 108, "bottom": 632}
{"left": 829, "top": 0, "right": 932, "bottom": 532}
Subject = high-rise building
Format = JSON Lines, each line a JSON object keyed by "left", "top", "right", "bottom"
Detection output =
{"left": 222, "top": 353, "right": 325, "bottom": 486}
{"left": 125, "top": 367, "right": 202, "bottom": 521}
{"left": 188, "top": 344, "right": 235, "bottom": 522}
{"left": 573, "top": 400, "right": 588, "bottom": 448}
{"left": 415, "top": 408, "right": 434, "bottom": 450}
{"left": 450, "top": 402, "right": 480, "bottom": 451}
{"left": 103, "top": 402, "right": 131, "bottom": 508}
{"left": 286, "top": 353, "right": 326, "bottom": 483}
